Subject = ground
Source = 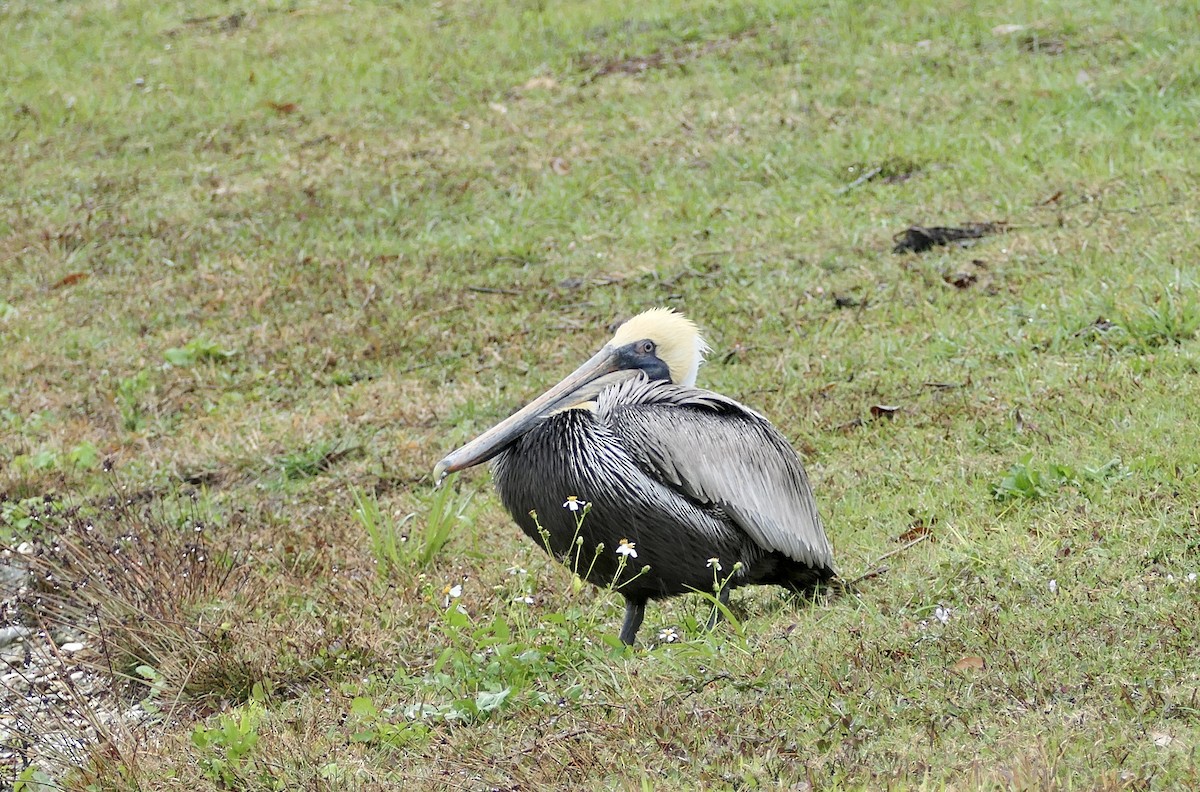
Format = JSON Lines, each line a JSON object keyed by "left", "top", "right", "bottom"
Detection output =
{"left": 2, "top": 0, "right": 1199, "bottom": 788}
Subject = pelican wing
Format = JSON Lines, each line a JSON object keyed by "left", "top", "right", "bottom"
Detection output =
{"left": 598, "top": 378, "right": 834, "bottom": 570}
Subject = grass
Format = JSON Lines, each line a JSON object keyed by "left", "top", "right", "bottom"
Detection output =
{"left": 2, "top": 0, "right": 1199, "bottom": 787}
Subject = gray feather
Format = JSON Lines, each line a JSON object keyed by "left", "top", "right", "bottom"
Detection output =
{"left": 598, "top": 377, "right": 834, "bottom": 572}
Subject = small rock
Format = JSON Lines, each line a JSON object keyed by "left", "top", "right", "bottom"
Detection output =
{"left": 60, "top": 641, "right": 85, "bottom": 653}
{"left": 0, "top": 625, "right": 32, "bottom": 648}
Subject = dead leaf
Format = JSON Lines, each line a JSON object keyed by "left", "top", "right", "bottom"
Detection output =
{"left": 898, "top": 518, "right": 935, "bottom": 543}
{"left": 835, "top": 418, "right": 865, "bottom": 434}
{"left": 50, "top": 272, "right": 89, "bottom": 290}
{"left": 992, "top": 24, "right": 1027, "bottom": 36}
{"left": 520, "top": 76, "right": 558, "bottom": 91}
{"left": 870, "top": 404, "right": 901, "bottom": 419}
{"left": 253, "top": 288, "right": 273, "bottom": 311}
{"left": 1151, "top": 731, "right": 1173, "bottom": 748}
{"left": 952, "top": 656, "right": 986, "bottom": 672}
{"left": 266, "top": 101, "right": 299, "bottom": 116}
{"left": 943, "top": 271, "right": 978, "bottom": 289}
{"left": 549, "top": 157, "right": 570, "bottom": 176}
{"left": 1038, "top": 190, "right": 1064, "bottom": 206}
{"left": 893, "top": 222, "right": 1002, "bottom": 255}
{"left": 488, "top": 102, "right": 508, "bottom": 115}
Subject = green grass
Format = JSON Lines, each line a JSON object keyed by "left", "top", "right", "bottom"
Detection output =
{"left": 2, "top": 0, "right": 1199, "bottom": 788}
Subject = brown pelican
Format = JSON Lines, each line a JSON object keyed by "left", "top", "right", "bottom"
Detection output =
{"left": 434, "top": 308, "right": 835, "bottom": 644}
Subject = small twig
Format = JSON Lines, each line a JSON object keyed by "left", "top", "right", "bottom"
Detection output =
{"left": 844, "top": 533, "right": 931, "bottom": 588}
{"left": 687, "top": 247, "right": 740, "bottom": 260}
{"left": 466, "top": 286, "right": 521, "bottom": 296}
{"left": 844, "top": 564, "right": 890, "bottom": 587}
{"left": 835, "top": 166, "right": 882, "bottom": 195}
{"left": 876, "top": 532, "right": 932, "bottom": 564}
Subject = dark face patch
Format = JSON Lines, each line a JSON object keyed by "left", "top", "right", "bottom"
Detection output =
{"left": 614, "top": 339, "right": 671, "bottom": 382}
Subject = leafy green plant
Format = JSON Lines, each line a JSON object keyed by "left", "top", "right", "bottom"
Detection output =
{"left": 190, "top": 702, "right": 264, "bottom": 786}
{"left": 14, "top": 449, "right": 59, "bottom": 471}
{"left": 115, "top": 371, "right": 150, "bottom": 431}
{"left": 164, "top": 337, "right": 236, "bottom": 367}
{"left": 12, "top": 766, "right": 55, "bottom": 791}
{"left": 352, "top": 485, "right": 473, "bottom": 571}
{"left": 994, "top": 454, "right": 1125, "bottom": 502}
{"left": 347, "top": 696, "right": 429, "bottom": 749}
{"left": 420, "top": 482, "right": 473, "bottom": 566}
{"left": 0, "top": 496, "right": 48, "bottom": 542}
{"left": 10, "top": 442, "right": 99, "bottom": 474}
{"left": 133, "top": 664, "right": 169, "bottom": 718}
{"left": 352, "top": 488, "right": 416, "bottom": 575}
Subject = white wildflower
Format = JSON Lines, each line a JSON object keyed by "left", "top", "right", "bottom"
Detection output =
{"left": 657, "top": 627, "right": 680, "bottom": 644}
{"left": 616, "top": 539, "right": 637, "bottom": 559}
{"left": 1048, "top": 579, "right": 1058, "bottom": 593}
{"left": 706, "top": 557, "right": 722, "bottom": 571}
{"left": 933, "top": 605, "right": 950, "bottom": 625}
{"left": 562, "top": 496, "right": 589, "bottom": 513}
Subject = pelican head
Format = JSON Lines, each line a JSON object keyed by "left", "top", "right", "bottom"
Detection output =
{"left": 435, "top": 308, "right": 708, "bottom": 479}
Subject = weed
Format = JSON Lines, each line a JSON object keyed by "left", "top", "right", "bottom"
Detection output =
{"left": 4, "top": 479, "right": 252, "bottom": 708}
{"left": 352, "top": 488, "right": 416, "bottom": 575}
{"left": 347, "top": 695, "right": 429, "bottom": 749}
{"left": 1115, "top": 283, "right": 1200, "bottom": 350}
{"left": 352, "top": 483, "right": 472, "bottom": 572}
{"left": 163, "top": 338, "right": 236, "bottom": 367}
{"left": 275, "top": 440, "right": 357, "bottom": 480}
{"left": 419, "top": 482, "right": 474, "bottom": 567}
{"left": 994, "top": 454, "right": 1125, "bottom": 502}
{"left": 11, "top": 441, "right": 100, "bottom": 475}
{"left": 190, "top": 701, "right": 265, "bottom": 787}
{"left": 0, "top": 495, "right": 46, "bottom": 542}
{"left": 114, "top": 372, "right": 151, "bottom": 432}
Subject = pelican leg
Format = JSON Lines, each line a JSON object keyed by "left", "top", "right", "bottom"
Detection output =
{"left": 705, "top": 585, "right": 731, "bottom": 631}
{"left": 619, "top": 596, "right": 647, "bottom": 645}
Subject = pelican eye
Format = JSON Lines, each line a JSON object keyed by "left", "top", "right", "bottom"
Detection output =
{"left": 638, "top": 340, "right": 656, "bottom": 355}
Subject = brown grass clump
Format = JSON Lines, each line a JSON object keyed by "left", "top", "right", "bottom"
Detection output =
{"left": 1, "top": 475, "right": 260, "bottom": 780}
